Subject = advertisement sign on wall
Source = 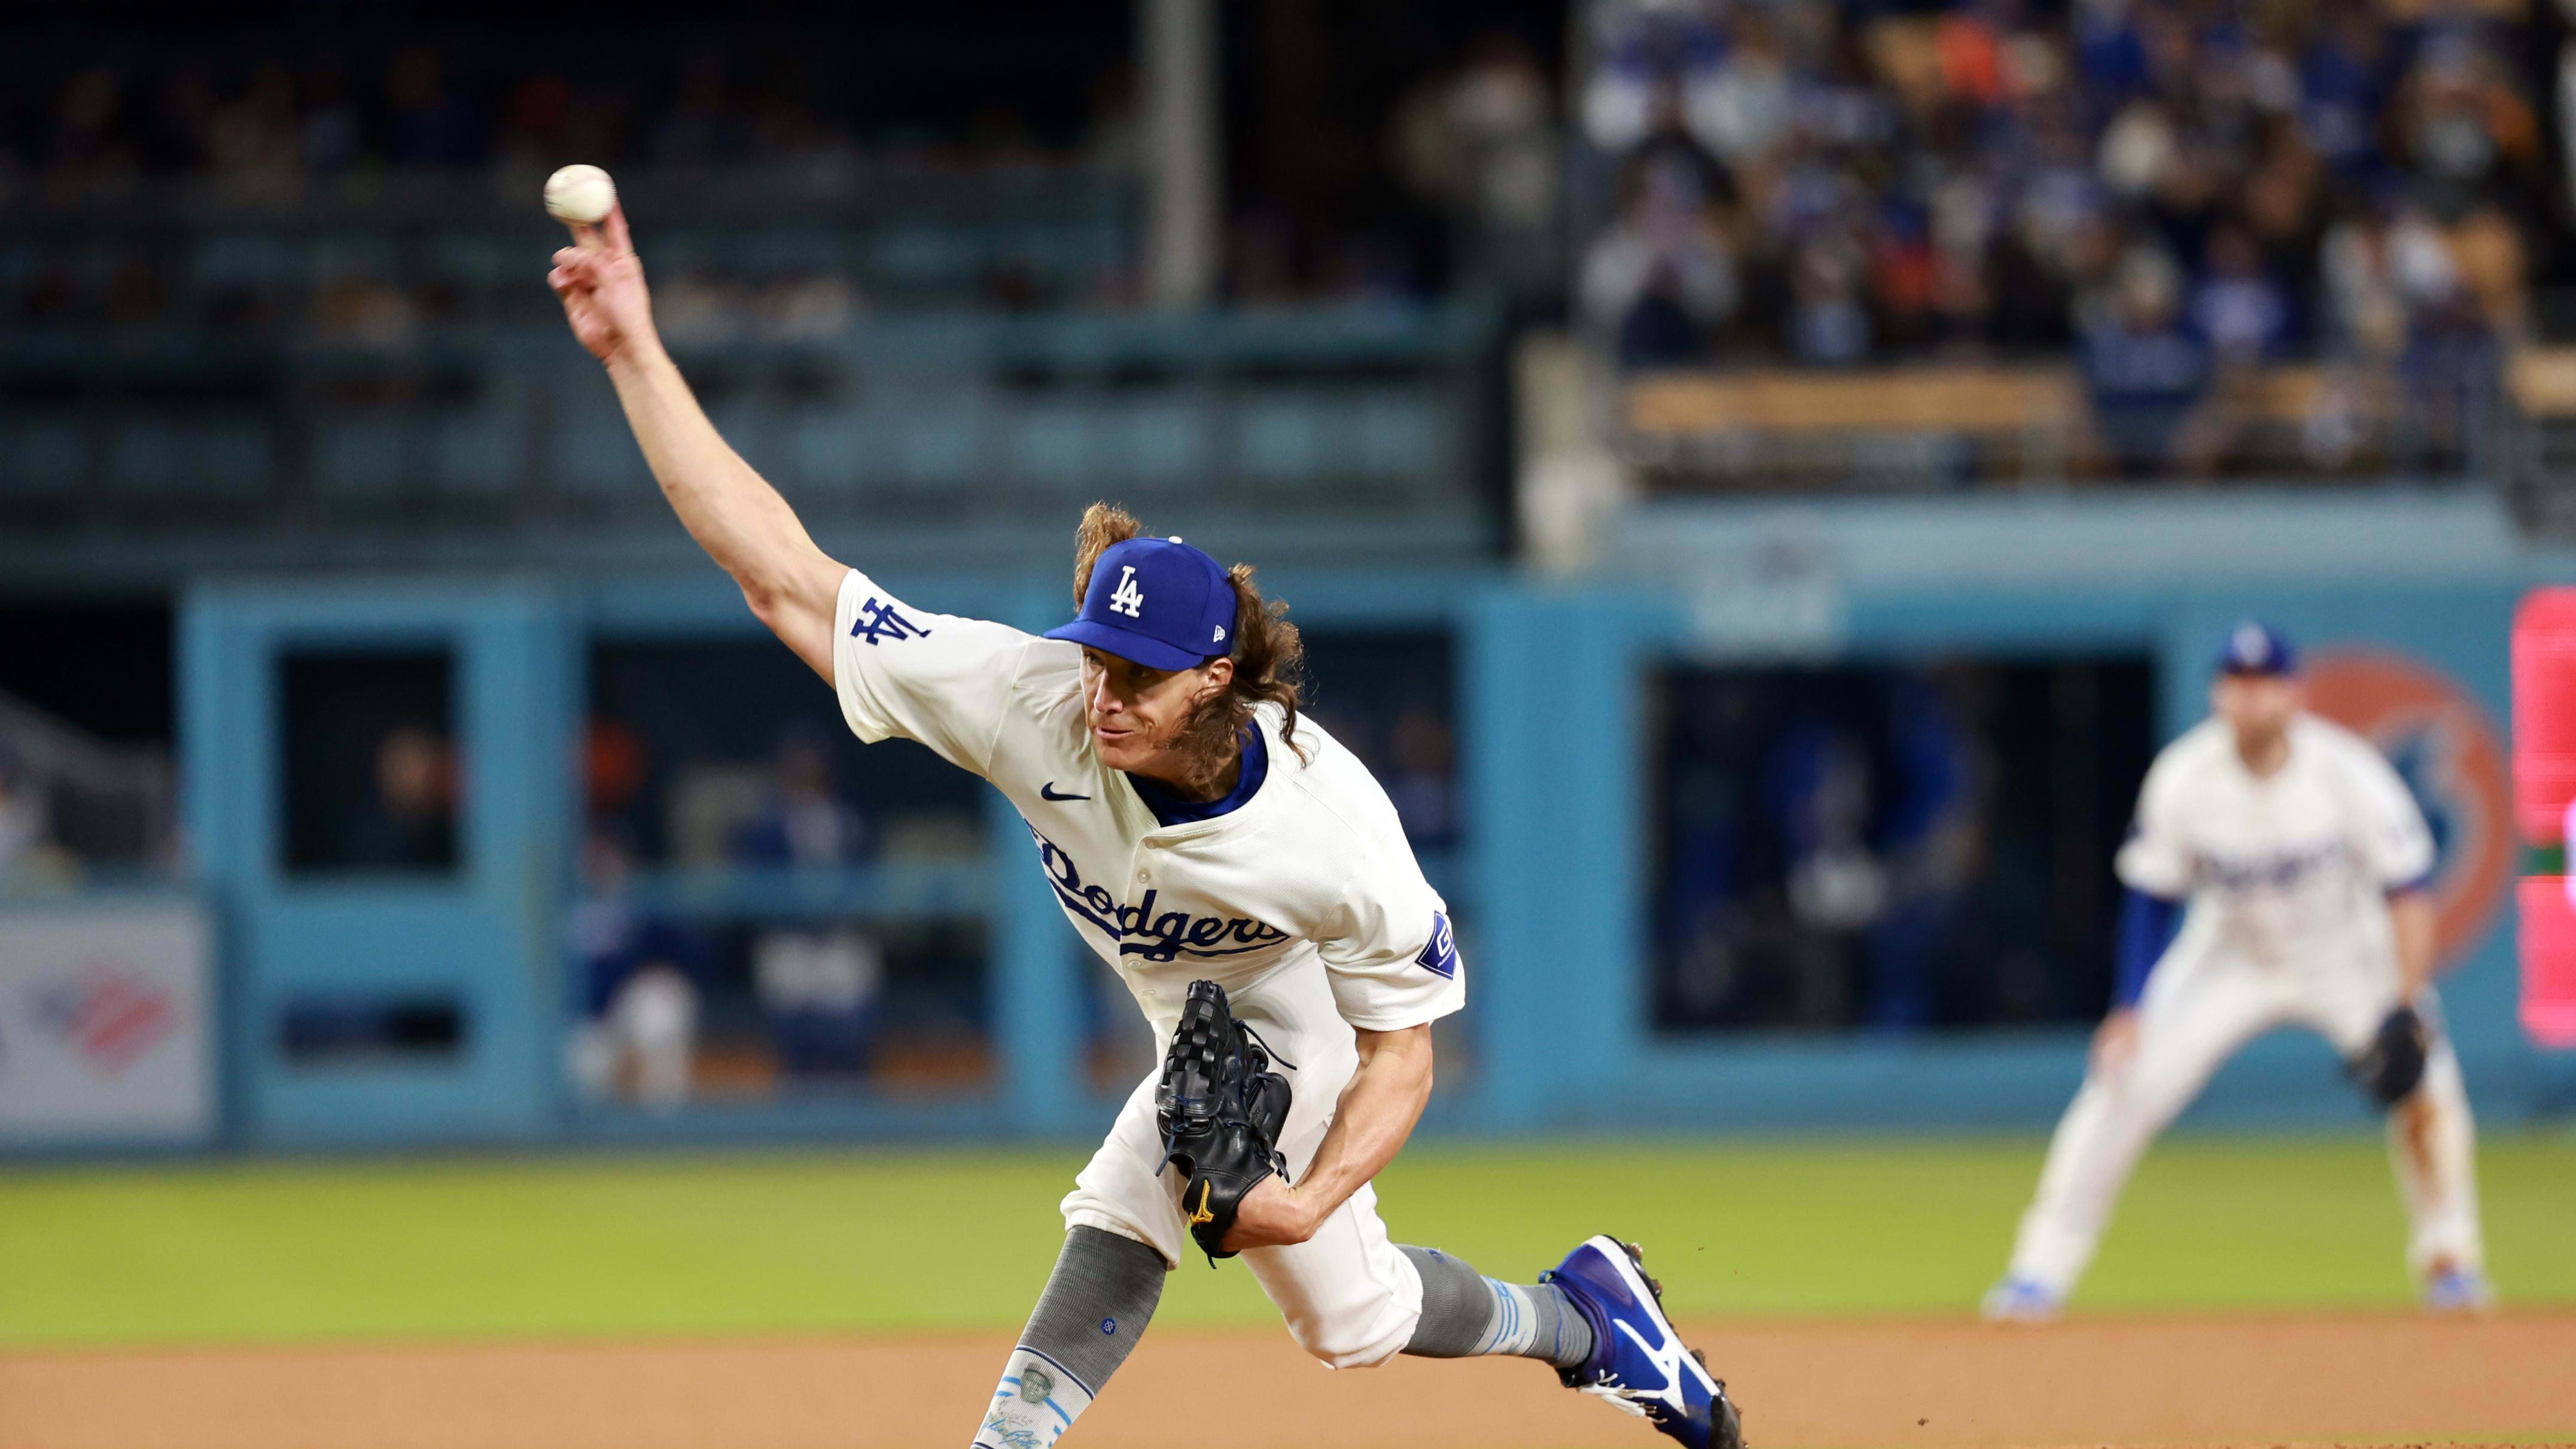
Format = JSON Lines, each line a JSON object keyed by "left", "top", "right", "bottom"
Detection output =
{"left": 0, "top": 899, "right": 214, "bottom": 1146}
{"left": 2305, "top": 649, "right": 2514, "bottom": 967}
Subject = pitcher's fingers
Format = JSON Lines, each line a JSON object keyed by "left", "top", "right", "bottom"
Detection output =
{"left": 571, "top": 220, "right": 606, "bottom": 252}
{"left": 604, "top": 203, "right": 634, "bottom": 257}
{"left": 549, "top": 267, "right": 578, "bottom": 297}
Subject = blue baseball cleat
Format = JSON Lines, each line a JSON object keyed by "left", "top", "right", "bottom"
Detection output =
{"left": 1542, "top": 1235, "right": 1742, "bottom": 1449}
{"left": 1980, "top": 1276, "right": 2061, "bottom": 1323}
{"left": 2423, "top": 1265, "right": 2495, "bottom": 1313}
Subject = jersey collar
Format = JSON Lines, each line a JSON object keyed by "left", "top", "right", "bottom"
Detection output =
{"left": 1119, "top": 706, "right": 1295, "bottom": 843}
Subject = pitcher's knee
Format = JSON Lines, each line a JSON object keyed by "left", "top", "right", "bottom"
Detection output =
{"left": 1281, "top": 1299, "right": 1415, "bottom": 1370}
{"left": 1060, "top": 1204, "right": 1182, "bottom": 1273}
{"left": 1287, "top": 1321, "right": 1402, "bottom": 1370}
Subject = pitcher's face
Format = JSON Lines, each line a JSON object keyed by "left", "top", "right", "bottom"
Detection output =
{"left": 1080, "top": 647, "right": 1230, "bottom": 777}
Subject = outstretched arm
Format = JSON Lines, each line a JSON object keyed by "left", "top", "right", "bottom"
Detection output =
{"left": 548, "top": 207, "right": 843, "bottom": 678}
{"left": 1223, "top": 1022, "right": 1435, "bottom": 1251}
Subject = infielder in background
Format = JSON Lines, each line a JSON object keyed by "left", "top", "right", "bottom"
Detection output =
{"left": 1985, "top": 623, "right": 2492, "bottom": 1320}
{"left": 547, "top": 206, "right": 1740, "bottom": 1448}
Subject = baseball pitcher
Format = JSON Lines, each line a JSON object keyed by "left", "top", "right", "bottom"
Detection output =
{"left": 549, "top": 206, "right": 1740, "bottom": 1448}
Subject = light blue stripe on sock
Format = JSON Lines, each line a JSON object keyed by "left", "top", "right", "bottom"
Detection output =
{"left": 1481, "top": 1276, "right": 1536, "bottom": 1356}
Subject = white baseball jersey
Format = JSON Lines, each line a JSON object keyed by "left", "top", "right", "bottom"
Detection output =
{"left": 2003, "top": 711, "right": 2482, "bottom": 1301}
{"left": 2116, "top": 713, "right": 2435, "bottom": 966}
{"left": 829, "top": 568, "right": 1465, "bottom": 1037}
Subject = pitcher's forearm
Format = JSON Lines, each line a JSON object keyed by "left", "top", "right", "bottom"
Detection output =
{"left": 1289, "top": 1026, "right": 1433, "bottom": 1221}
{"left": 602, "top": 346, "right": 818, "bottom": 592}
{"left": 602, "top": 348, "right": 841, "bottom": 671}
{"left": 547, "top": 206, "right": 839, "bottom": 671}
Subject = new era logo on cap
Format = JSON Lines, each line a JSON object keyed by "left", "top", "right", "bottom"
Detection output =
{"left": 1045, "top": 535, "right": 1237, "bottom": 671}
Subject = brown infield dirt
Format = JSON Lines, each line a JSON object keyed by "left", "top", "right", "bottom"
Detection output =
{"left": 3, "top": 1311, "right": 2570, "bottom": 1449}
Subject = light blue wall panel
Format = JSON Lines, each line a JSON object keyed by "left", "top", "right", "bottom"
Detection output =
{"left": 165, "top": 532, "right": 2576, "bottom": 1152}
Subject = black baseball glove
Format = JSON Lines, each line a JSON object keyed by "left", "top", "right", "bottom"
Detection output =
{"left": 2347, "top": 1003, "right": 2429, "bottom": 1110}
{"left": 1156, "top": 979, "right": 1293, "bottom": 1264}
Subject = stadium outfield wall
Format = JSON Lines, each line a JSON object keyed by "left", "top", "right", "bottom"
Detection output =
{"left": 25, "top": 487, "right": 2567, "bottom": 1154}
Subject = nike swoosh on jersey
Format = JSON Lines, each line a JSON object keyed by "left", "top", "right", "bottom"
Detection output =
{"left": 1040, "top": 783, "right": 1091, "bottom": 802}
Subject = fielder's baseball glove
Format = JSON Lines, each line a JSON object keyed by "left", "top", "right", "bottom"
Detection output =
{"left": 1156, "top": 979, "right": 1293, "bottom": 1264}
{"left": 2348, "top": 1003, "right": 2429, "bottom": 1110}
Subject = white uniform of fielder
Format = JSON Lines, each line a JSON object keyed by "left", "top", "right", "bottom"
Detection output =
{"left": 1995, "top": 707, "right": 2488, "bottom": 1307}
{"left": 833, "top": 568, "right": 1460, "bottom": 1368}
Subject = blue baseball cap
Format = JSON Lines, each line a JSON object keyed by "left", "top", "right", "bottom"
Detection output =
{"left": 2216, "top": 620, "right": 2299, "bottom": 677}
{"left": 1045, "top": 535, "right": 1235, "bottom": 671}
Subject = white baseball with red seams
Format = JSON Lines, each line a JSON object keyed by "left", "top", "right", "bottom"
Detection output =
{"left": 543, "top": 164, "right": 617, "bottom": 226}
{"left": 830, "top": 568, "right": 1461, "bottom": 1368}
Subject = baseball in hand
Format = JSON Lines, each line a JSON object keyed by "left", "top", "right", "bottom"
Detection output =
{"left": 543, "top": 165, "right": 617, "bottom": 226}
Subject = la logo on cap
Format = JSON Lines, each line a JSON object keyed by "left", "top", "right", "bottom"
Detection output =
{"left": 1109, "top": 565, "right": 1144, "bottom": 619}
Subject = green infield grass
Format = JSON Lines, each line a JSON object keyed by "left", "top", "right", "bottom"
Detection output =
{"left": 2, "top": 1133, "right": 2569, "bottom": 1346}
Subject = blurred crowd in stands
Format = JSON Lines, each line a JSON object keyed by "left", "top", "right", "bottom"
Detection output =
{"left": 0, "top": 41, "right": 1146, "bottom": 329}
{"left": 19, "top": 0, "right": 2554, "bottom": 488}
{"left": 0, "top": 22, "right": 1572, "bottom": 321}
{"left": 0, "top": 48, "right": 1131, "bottom": 207}
{"left": 1238, "top": 28, "right": 1570, "bottom": 309}
{"left": 1576, "top": 0, "right": 2563, "bottom": 470}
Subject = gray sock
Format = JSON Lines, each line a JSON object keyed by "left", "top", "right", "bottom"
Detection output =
{"left": 973, "top": 1226, "right": 1165, "bottom": 1449}
{"left": 1399, "top": 1244, "right": 1595, "bottom": 1370}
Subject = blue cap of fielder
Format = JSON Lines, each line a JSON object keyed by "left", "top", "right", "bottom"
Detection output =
{"left": 2216, "top": 620, "right": 2299, "bottom": 676}
{"left": 1045, "top": 535, "right": 1235, "bottom": 671}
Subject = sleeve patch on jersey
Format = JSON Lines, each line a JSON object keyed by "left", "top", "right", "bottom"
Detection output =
{"left": 850, "top": 596, "right": 933, "bottom": 646}
{"left": 1415, "top": 911, "right": 1458, "bottom": 979}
